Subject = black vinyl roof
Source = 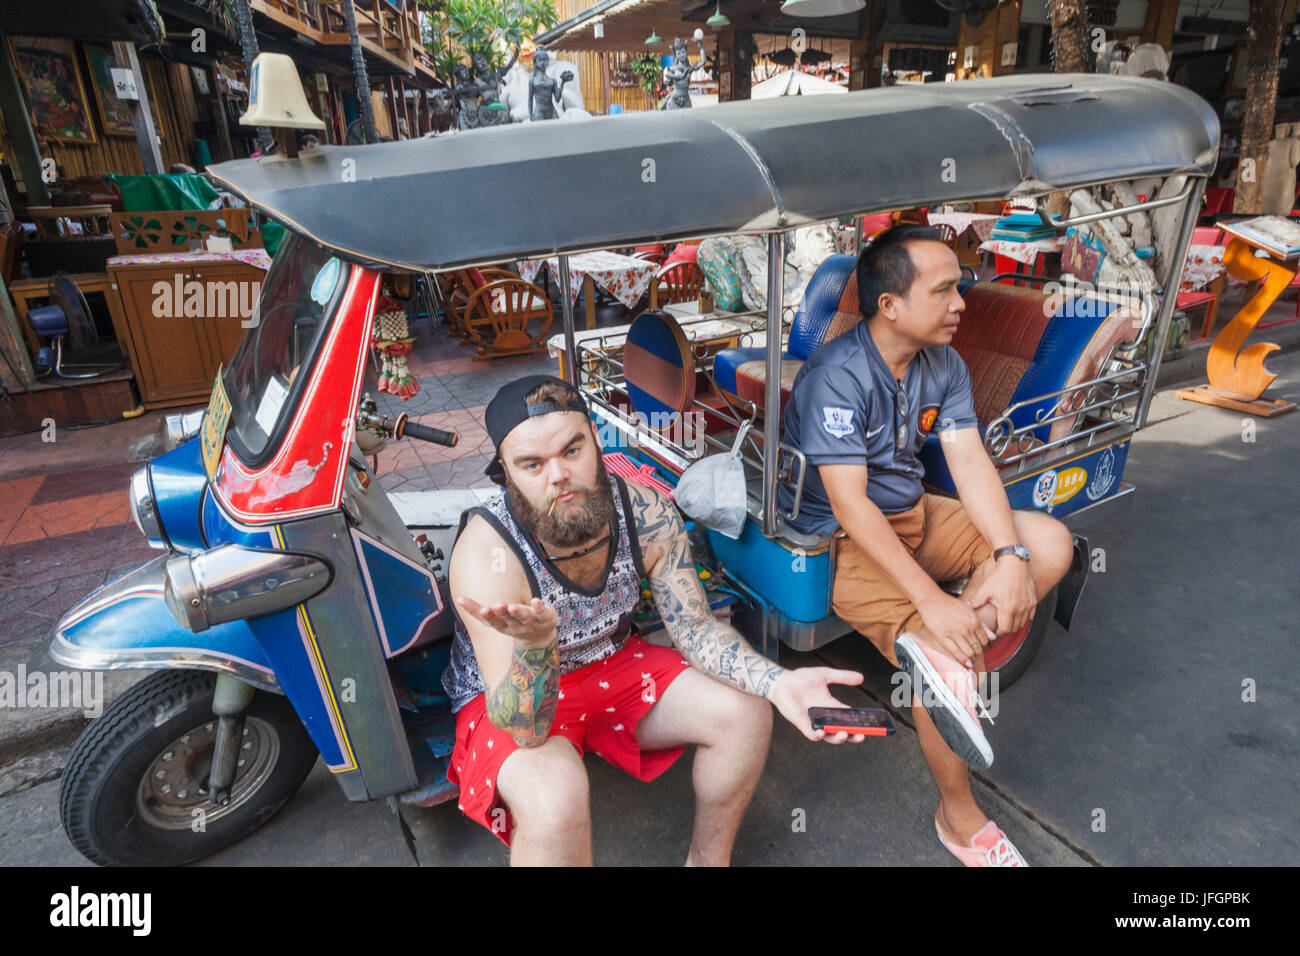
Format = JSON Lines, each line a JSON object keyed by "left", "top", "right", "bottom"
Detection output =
{"left": 205, "top": 73, "right": 1219, "bottom": 272}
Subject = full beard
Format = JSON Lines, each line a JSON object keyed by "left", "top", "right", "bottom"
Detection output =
{"left": 506, "top": 455, "right": 616, "bottom": 550}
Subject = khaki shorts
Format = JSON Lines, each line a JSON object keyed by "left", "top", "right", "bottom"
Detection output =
{"left": 832, "top": 493, "right": 992, "bottom": 667}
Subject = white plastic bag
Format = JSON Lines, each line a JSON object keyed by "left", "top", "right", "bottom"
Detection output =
{"left": 673, "top": 421, "right": 752, "bottom": 539}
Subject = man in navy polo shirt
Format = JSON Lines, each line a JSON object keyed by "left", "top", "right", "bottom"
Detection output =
{"left": 781, "top": 224, "right": 1075, "bottom": 867}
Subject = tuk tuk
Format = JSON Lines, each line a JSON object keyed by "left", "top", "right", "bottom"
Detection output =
{"left": 50, "top": 73, "right": 1218, "bottom": 866}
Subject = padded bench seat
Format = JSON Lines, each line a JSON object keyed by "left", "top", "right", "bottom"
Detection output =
{"left": 713, "top": 255, "right": 1140, "bottom": 493}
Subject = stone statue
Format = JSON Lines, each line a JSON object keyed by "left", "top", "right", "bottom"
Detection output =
{"left": 472, "top": 46, "right": 519, "bottom": 127}
{"left": 451, "top": 63, "right": 480, "bottom": 131}
{"left": 528, "top": 48, "right": 574, "bottom": 121}
{"left": 662, "top": 36, "right": 706, "bottom": 111}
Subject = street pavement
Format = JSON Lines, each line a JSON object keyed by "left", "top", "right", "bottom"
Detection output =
{"left": 1, "top": 342, "right": 1297, "bottom": 867}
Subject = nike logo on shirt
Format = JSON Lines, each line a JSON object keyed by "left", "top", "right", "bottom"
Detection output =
{"left": 864, "top": 424, "right": 886, "bottom": 439}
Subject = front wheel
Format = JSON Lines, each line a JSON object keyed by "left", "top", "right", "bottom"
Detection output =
{"left": 980, "top": 585, "right": 1058, "bottom": 689}
{"left": 60, "top": 670, "right": 318, "bottom": 866}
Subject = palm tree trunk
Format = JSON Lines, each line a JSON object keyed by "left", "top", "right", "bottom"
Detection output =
{"left": 234, "top": 0, "right": 273, "bottom": 153}
{"left": 1233, "top": 0, "right": 1286, "bottom": 214}
{"left": 1044, "top": 0, "right": 1090, "bottom": 215}
{"left": 1045, "top": 0, "right": 1089, "bottom": 72}
{"left": 343, "top": 0, "right": 379, "bottom": 143}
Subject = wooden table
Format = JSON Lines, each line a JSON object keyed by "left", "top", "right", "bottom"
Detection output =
{"left": 519, "top": 251, "right": 657, "bottom": 330}
{"left": 548, "top": 313, "right": 757, "bottom": 381}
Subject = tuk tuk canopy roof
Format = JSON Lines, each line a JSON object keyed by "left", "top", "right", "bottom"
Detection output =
{"left": 206, "top": 74, "right": 1219, "bottom": 273}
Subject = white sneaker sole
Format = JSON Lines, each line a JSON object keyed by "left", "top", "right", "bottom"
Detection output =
{"left": 896, "top": 634, "right": 994, "bottom": 770}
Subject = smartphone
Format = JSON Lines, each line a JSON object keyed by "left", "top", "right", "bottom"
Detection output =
{"left": 808, "top": 706, "right": 896, "bottom": 737}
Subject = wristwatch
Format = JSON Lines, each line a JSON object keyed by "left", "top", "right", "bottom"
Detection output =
{"left": 993, "top": 544, "right": 1031, "bottom": 563}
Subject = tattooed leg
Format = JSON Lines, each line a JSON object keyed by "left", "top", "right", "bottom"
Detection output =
{"left": 485, "top": 639, "right": 561, "bottom": 748}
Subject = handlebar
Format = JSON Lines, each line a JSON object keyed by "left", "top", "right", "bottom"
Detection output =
{"left": 356, "top": 395, "right": 459, "bottom": 447}
{"left": 397, "top": 417, "right": 459, "bottom": 447}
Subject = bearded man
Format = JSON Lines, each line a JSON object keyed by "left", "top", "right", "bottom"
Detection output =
{"left": 443, "top": 375, "right": 864, "bottom": 865}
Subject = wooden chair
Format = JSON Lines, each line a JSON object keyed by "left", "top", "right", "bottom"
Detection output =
{"left": 460, "top": 274, "right": 554, "bottom": 360}
{"left": 26, "top": 205, "right": 113, "bottom": 239}
{"left": 440, "top": 268, "right": 520, "bottom": 340}
{"left": 653, "top": 260, "right": 704, "bottom": 306}
{"left": 630, "top": 244, "right": 667, "bottom": 268}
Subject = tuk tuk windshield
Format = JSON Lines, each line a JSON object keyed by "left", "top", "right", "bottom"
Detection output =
{"left": 222, "top": 232, "right": 349, "bottom": 464}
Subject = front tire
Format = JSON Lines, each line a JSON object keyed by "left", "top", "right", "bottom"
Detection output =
{"left": 60, "top": 670, "right": 318, "bottom": 866}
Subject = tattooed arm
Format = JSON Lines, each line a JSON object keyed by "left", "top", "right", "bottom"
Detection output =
{"left": 483, "top": 634, "right": 560, "bottom": 748}
{"left": 626, "top": 480, "right": 867, "bottom": 742}
{"left": 628, "top": 480, "right": 786, "bottom": 696}
{"left": 450, "top": 515, "right": 561, "bottom": 747}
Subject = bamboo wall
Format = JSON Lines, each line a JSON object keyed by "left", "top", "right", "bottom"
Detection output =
{"left": 0, "top": 52, "right": 198, "bottom": 190}
{"left": 550, "top": 48, "right": 656, "bottom": 113}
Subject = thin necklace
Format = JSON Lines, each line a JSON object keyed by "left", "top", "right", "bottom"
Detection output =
{"left": 542, "top": 532, "right": 611, "bottom": 562}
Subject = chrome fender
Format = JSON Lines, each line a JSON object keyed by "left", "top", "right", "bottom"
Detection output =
{"left": 50, "top": 556, "right": 280, "bottom": 693}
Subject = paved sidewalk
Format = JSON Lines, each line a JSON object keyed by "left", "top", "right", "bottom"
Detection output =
{"left": 1, "top": 305, "right": 1298, "bottom": 866}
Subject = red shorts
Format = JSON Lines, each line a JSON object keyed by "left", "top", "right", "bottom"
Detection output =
{"left": 447, "top": 634, "right": 693, "bottom": 846}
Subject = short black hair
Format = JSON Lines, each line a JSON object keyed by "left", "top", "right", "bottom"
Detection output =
{"left": 855, "top": 224, "right": 949, "bottom": 319}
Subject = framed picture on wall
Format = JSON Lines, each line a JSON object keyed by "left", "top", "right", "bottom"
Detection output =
{"left": 719, "top": 49, "right": 729, "bottom": 69}
{"left": 851, "top": 56, "right": 861, "bottom": 71}
{"left": 7, "top": 36, "right": 98, "bottom": 145}
{"left": 83, "top": 44, "right": 135, "bottom": 136}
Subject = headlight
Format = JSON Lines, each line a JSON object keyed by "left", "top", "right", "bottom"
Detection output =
{"left": 163, "top": 544, "right": 332, "bottom": 632}
{"left": 129, "top": 465, "right": 167, "bottom": 549}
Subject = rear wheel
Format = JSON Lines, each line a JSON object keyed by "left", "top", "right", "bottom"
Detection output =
{"left": 60, "top": 670, "right": 318, "bottom": 866}
{"left": 980, "top": 585, "right": 1058, "bottom": 688}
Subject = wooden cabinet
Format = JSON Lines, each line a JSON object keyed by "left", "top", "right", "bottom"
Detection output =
{"left": 108, "top": 253, "right": 269, "bottom": 408}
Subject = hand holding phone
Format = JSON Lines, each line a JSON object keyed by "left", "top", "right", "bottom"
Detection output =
{"left": 808, "top": 706, "right": 896, "bottom": 737}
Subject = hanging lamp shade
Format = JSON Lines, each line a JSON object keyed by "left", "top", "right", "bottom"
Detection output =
{"left": 645, "top": 30, "right": 664, "bottom": 46}
{"left": 779, "top": 0, "right": 865, "bottom": 16}
{"left": 707, "top": 3, "right": 730, "bottom": 28}
{"left": 239, "top": 52, "right": 325, "bottom": 129}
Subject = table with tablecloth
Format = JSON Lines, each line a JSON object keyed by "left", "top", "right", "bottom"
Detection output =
{"left": 1179, "top": 243, "right": 1253, "bottom": 292}
{"left": 548, "top": 315, "right": 762, "bottom": 380}
{"left": 978, "top": 236, "right": 1065, "bottom": 266}
{"left": 519, "top": 251, "right": 657, "bottom": 329}
{"left": 929, "top": 212, "right": 999, "bottom": 242}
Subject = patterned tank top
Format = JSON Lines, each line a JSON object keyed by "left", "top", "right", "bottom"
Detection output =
{"left": 442, "top": 474, "right": 647, "bottom": 713}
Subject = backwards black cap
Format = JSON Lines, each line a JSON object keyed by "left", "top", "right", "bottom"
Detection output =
{"left": 483, "top": 374, "right": 589, "bottom": 483}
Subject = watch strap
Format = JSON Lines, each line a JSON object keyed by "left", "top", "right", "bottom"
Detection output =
{"left": 993, "top": 544, "right": 1029, "bottom": 562}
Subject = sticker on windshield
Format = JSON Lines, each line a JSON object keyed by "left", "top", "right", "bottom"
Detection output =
{"left": 254, "top": 374, "right": 290, "bottom": 437}
{"left": 311, "top": 257, "right": 342, "bottom": 305}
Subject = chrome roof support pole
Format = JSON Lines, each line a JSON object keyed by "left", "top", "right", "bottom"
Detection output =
{"left": 1135, "top": 177, "right": 1206, "bottom": 428}
{"left": 558, "top": 254, "right": 579, "bottom": 386}
{"left": 762, "top": 232, "right": 785, "bottom": 538}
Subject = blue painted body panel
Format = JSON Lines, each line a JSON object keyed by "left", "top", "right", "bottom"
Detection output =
{"left": 706, "top": 521, "right": 833, "bottom": 623}
{"left": 351, "top": 533, "right": 442, "bottom": 658}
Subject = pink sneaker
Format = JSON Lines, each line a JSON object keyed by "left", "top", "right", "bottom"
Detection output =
{"left": 895, "top": 632, "right": 994, "bottom": 769}
{"left": 936, "top": 815, "right": 1028, "bottom": 867}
